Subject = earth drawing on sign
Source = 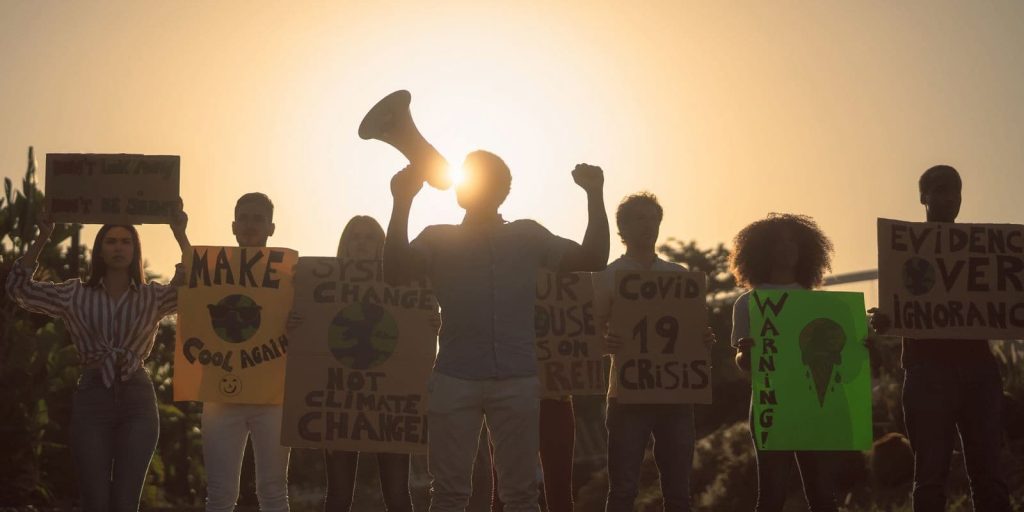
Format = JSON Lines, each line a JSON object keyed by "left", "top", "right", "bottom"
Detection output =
{"left": 902, "top": 257, "right": 936, "bottom": 296}
{"left": 328, "top": 302, "right": 399, "bottom": 369}
{"left": 208, "top": 294, "right": 263, "bottom": 344}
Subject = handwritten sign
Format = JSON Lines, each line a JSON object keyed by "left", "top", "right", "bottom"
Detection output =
{"left": 877, "top": 218, "right": 1024, "bottom": 339}
{"left": 280, "top": 258, "right": 437, "bottom": 454}
{"left": 750, "top": 289, "right": 872, "bottom": 451}
{"left": 174, "top": 246, "right": 297, "bottom": 404}
{"left": 609, "top": 271, "right": 710, "bottom": 404}
{"left": 45, "top": 153, "right": 180, "bottom": 224}
{"left": 534, "top": 272, "right": 605, "bottom": 397}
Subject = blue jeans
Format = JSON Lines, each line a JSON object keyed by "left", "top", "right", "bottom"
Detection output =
{"left": 902, "top": 358, "right": 1011, "bottom": 512}
{"left": 605, "top": 400, "right": 695, "bottom": 512}
{"left": 72, "top": 368, "right": 159, "bottom": 512}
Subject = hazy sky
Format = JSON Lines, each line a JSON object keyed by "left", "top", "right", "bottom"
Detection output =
{"left": 3, "top": 1, "right": 1022, "bottom": 301}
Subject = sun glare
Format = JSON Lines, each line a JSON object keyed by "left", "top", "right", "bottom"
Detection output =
{"left": 448, "top": 161, "right": 466, "bottom": 186}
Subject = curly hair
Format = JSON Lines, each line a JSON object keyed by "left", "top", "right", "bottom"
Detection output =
{"left": 729, "top": 213, "right": 834, "bottom": 289}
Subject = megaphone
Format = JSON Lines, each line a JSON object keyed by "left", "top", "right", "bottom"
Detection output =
{"left": 359, "top": 90, "right": 451, "bottom": 190}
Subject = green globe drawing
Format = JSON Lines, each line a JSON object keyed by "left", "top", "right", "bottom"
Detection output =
{"left": 327, "top": 302, "right": 399, "bottom": 369}
{"left": 207, "top": 294, "right": 262, "bottom": 344}
{"left": 902, "top": 257, "right": 936, "bottom": 296}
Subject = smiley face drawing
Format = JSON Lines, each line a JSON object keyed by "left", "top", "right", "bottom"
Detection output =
{"left": 219, "top": 374, "right": 242, "bottom": 397}
{"left": 208, "top": 294, "right": 263, "bottom": 343}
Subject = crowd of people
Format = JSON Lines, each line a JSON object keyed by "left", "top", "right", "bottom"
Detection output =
{"left": 5, "top": 153, "right": 1014, "bottom": 512}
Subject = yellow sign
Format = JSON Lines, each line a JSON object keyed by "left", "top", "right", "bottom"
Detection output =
{"left": 174, "top": 246, "right": 298, "bottom": 404}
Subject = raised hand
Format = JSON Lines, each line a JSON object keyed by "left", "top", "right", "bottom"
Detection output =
{"left": 390, "top": 165, "right": 425, "bottom": 203}
{"left": 571, "top": 163, "right": 604, "bottom": 194}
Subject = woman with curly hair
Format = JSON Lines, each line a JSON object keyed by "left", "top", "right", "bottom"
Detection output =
{"left": 729, "top": 213, "right": 840, "bottom": 512}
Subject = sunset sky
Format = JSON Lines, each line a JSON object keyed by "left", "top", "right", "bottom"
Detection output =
{"left": 3, "top": 1, "right": 1022, "bottom": 306}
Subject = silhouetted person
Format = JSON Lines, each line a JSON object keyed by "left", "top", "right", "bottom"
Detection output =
{"left": 201, "top": 193, "right": 291, "bottom": 512}
{"left": 593, "top": 192, "right": 716, "bottom": 512}
{"left": 326, "top": 216, "right": 416, "bottom": 512}
{"left": 6, "top": 202, "right": 189, "bottom": 512}
{"left": 869, "top": 165, "right": 1011, "bottom": 512}
{"left": 384, "top": 150, "right": 609, "bottom": 512}
{"left": 731, "top": 213, "right": 841, "bottom": 512}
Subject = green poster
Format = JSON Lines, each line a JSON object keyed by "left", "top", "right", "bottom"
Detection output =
{"left": 749, "top": 289, "right": 872, "bottom": 451}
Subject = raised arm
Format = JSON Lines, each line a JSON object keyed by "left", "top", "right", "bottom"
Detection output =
{"left": 383, "top": 165, "right": 429, "bottom": 285}
{"left": 559, "top": 163, "right": 609, "bottom": 272}
{"left": 5, "top": 209, "right": 75, "bottom": 317}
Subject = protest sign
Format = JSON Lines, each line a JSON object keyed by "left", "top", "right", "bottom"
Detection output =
{"left": 534, "top": 271, "right": 605, "bottom": 397}
{"left": 45, "top": 153, "right": 180, "bottom": 224}
{"left": 609, "top": 271, "right": 710, "bottom": 404}
{"left": 174, "top": 246, "right": 297, "bottom": 404}
{"left": 750, "top": 289, "right": 872, "bottom": 451}
{"left": 877, "top": 218, "right": 1024, "bottom": 339}
{"left": 280, "top": 258, "right": 437, "bottom": 454}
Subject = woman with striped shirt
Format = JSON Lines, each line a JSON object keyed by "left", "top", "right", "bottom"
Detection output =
{"left": 5, "top": 205, "right": 190, "bottom": 512}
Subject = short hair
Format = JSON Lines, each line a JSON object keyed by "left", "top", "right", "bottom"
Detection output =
{"left": 919, "top": 165, "right": 961, "bottom": 195}
{"left": 729, "top": 213, "right": 834, "bottom": 289}
{"left": 616, "top": 192, "right": 663, "bottom": 234}
{"left": 235, "top": 192, "right": 274, "bottom": 220}
{"left": 464, "top": 150, "right": 512, "bottom": 202}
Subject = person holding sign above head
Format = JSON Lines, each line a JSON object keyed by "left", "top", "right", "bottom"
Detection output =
{"left": 200, "top": 192, "right": 291, "bottom": 512}
{"left": 730, "top": 213, "right": 841, "bottom": 512}
{"left": 593, "top": 192, "right": 716, "bottom": 512}
{"left": 5, "top": 201, "right": 190, "bottom": 512}
{"left": 868, "top": 166, "right": 1011, "bottom": 512}
{"left": 384, "top": 150, "right": 609, "bottom": 512}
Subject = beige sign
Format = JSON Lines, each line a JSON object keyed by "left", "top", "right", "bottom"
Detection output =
{"left": 609, "top": 271, "right": 711, "bottom": 404}
{"left": 535, "top": 271, "right": 605, "bottom": 397}
{"left": 45, "top": 153, "right": 180, "bottom": 224}
{"left": 280, "top": 258, "right": 437, "bottom": 454}
{"left": 174, "top": 246, "right": 297, "bottom": 404}
{"left": 877, "top": 218, "right": 1024, "bottom": 339}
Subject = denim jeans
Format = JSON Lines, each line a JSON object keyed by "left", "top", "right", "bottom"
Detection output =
{"left": 427, "top": 372, "right": 541, "bottom": 512}
{"left": 72, "top": 367, "right": 159, "bottom": 512}
{"left": 902, "top": 358, "right": 1011, "bottom": 512}
{"left": 324, "top": 450, "right": 412, "bottom": 512}
{"left": 605, "top": 400, "right": 695, "bottom": 512}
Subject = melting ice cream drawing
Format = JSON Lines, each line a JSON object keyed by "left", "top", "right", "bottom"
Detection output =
{"left": 798, "top": 318, "right": 846, "bottom": 407}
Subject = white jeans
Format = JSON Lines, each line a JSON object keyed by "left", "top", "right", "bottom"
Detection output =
{"left": 201, "top": 402, "right": 290, "bottom": 512}
{"left": 427, "top": 372, "right": 541, "bottom": 512}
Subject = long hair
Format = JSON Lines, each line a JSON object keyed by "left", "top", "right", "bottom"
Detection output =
{"left": 337, "top": 216, "right": 386, "bottom": 260}
{"left": 729, "top": 213, "right": 834, "bottom": 289}
{"left": 85, "top": 224, "right": 145, "bottom": 288}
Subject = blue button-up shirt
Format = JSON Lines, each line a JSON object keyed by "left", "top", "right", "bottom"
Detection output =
{"left": 411, "top": 219, "right": 578, "bottom": 380}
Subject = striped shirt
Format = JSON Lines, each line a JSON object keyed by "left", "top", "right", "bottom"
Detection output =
{"left": 6, "top": 258, "right": 180, "bottom": 387}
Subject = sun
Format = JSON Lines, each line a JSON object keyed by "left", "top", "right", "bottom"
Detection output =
{"left": 448, "top": 162, "right": 466, "bottom": 186}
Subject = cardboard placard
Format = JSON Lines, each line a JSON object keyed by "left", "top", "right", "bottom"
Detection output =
{"left": 280, "top": 258, "right": 437, "bottom": 454}
{"left": 609, "top": 271, "right": 711, "bottom": 404}
{"left": 877, "top": 218, "right": 1024, "bottom": 339}
{"left": 174, "top": 246, "right": 297, "bottom": 404}
{"left": 534, "top": 272, "right": 605, "bottom": 397}
{"left": 45, "top": 153, "right": 180, "bottom": 224}
{"left": 750, "top": 289, "right": 872, "bottom": 451}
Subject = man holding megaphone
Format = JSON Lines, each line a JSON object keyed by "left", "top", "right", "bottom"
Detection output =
{"left": 383, "top": 150, "right": 609, "bottom": 512}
